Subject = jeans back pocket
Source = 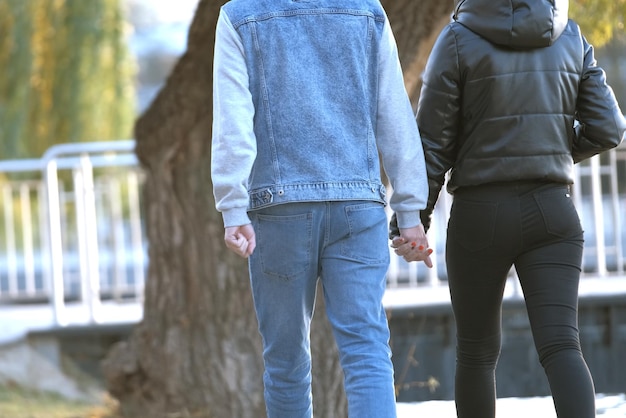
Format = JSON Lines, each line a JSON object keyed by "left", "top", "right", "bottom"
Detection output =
{"left": 534, "top": 187, "right": 583, "bottom": 238}
{"left": 254, "top": 212, "right": 313, "bottom": 280}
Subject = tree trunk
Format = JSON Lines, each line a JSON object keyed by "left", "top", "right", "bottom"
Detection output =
{"left": 382, "top": 0, "right": 453, "bottom": 108}
{"left": 102, "top": 1, "right": 452, "bottom": 417}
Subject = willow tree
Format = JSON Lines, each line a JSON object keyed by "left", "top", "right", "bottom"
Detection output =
{"left": 101, "top": 0, "right": 626, "bottom": 417}
{"left": 0, "top": 0, "right": 135, "bottom": 159}
{"left": 570, "top": 0, "right": 626, "bottom": 47}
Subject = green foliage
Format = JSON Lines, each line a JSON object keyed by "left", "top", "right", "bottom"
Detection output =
{"left": 570, "top": 0, "right": 626, "bottom": 47}
{"left": 0, "top": 0, "right": 136, "bottom": 159}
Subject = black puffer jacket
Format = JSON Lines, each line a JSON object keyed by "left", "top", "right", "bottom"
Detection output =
{"left": 410, "top": 0, "right": 626, "bottom": 232}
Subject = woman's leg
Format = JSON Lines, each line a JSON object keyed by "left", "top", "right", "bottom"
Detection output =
{"left": 446, "top": 192, "right": 519, "bottom": 418}
{"left": 516, "top": 185, "right": 595, "bottom": 418}
{"left": 516, "top": 239, "right": 596, "bottom": 418}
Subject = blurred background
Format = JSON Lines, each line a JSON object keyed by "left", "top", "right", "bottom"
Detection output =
{"left": 0, "top": 0, "right": 625, "bottom": 416}
{"left": 1, "top": 0, "right": 625, "bottom": 158}
{"left": 124, "top": 0, "right": 197, "bottom": 114}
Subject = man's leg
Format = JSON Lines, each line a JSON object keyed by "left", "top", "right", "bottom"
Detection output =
{"left": 249, "top": 203, "right": 322, "bottom": 418}
{"left": 321, "top": 201, "right": 397, "bottom": 418}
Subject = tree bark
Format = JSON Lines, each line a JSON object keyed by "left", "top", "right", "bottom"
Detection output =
{"left": 102, "top": 1, "right": 452, "bottom": 417}
{"left": 382, "top": 0, "right": 454, "bottom": 107}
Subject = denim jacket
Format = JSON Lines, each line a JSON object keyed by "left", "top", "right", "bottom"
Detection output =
{"left": 212, "top": 0, "right": 427, "bottom": 228}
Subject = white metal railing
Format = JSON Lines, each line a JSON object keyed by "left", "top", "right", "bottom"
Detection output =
{"left": 0, "top": 141, "right": 625, "bottom": 325}
{"left": 0, "top": 140, "right": 146, "bottom": 326}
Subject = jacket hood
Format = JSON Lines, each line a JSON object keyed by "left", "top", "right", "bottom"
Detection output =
{"left": 453, "top": 0, "right": 569, "bottom": 48}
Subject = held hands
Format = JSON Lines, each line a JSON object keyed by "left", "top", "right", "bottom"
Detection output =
{"left": 224, "top": 224, "right": 256, "bottom": 258}
{"left": 390, "top": 223, "right": 433, "bottom": 268}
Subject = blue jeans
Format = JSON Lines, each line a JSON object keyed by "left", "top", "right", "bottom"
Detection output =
{"left": 447, "top": 181, "right": 595, "bottom": 418}
{"left": 248, "top": 201, "right": 396, "bottom": 418}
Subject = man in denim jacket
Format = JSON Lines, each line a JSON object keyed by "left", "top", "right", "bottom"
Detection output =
{"left": 211, "top": 1, "right": 431, "bottom": 416}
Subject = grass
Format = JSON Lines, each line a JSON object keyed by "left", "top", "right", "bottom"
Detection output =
{"left": 0, "top": 382, "right": 120, "bottom": 418}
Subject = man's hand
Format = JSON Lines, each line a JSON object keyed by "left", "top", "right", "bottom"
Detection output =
{"left": 390, "top": 223, "right": 433, "bottom": 268}
{"left": 224, "top": 224, "right": 256, "bottom": 258}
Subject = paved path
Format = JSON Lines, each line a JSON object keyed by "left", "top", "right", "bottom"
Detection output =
{"left": 398, "top": 393, "right": 626, "bottom": 417}
{"left": 0, "top": 300, "right": 141, "bottom": 344}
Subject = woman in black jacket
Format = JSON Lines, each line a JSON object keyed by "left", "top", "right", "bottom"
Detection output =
{"left": 392, "top": 0, "right": 626, "bottom": 417}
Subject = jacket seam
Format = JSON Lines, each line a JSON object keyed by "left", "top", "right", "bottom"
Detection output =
{"left": 231, "top": 9, "right": 384, "bottom": 29}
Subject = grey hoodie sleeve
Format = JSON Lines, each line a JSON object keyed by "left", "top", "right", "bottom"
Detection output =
{"left": 211, "top": 9, "right": 257, "bottom": 227}
{"left": 376, "top": 17, "right": 428, "bottom": 229}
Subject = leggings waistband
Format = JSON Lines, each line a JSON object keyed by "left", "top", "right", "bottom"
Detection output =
{"left": 454, "top": 180, "right": 570, "bottom": 199}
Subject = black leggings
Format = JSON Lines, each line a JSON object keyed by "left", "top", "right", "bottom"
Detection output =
{"left": 446, "top": 181, "right": 595, "bottom": 418}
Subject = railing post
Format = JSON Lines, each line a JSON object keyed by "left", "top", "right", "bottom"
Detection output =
{"left": 607, "top": 150, "right": 623, "bottom": 274}
{"left": 2, "top": 184, "right": 18, "bottom": 297}
{"left": 590, "top": 156, "right": 607, "bottom": 275}
{"left": 45, "top": 159, "right": 67, "bottom": 326}
{"left": 19, "top": 184, "right": 36, "bottom": 294}
{"left": 78, "top": 154, "right": 102, "bottom": 323}
{"left": 127, "top": 171, "right": 146, "bottom": 301}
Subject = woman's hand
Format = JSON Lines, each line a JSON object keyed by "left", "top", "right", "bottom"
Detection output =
{"left": 390, "top": 223, "right": 433, "bottom": 267}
